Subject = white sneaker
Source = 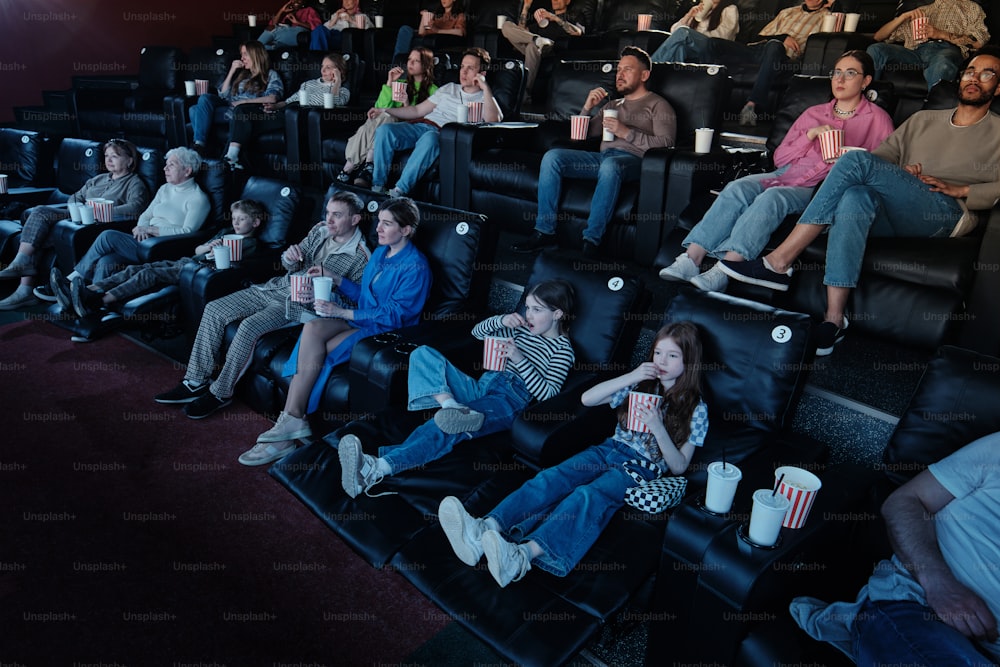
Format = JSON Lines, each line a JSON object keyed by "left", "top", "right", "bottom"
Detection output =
{"left": 338, "top": 434, "right": 388, "bottom": 498}
{"left": 439, "top": 496, "right": 486, "bottom": 566}
{"left": 238, "top": 439, "right": 297, "bottom": 467}
{"left": 658, "top": 253, "right": 700, "bottom": 281}
{"left": 739, "top": 103, "right": 757, "bottom": 127}
{"left": 690, "top": 264, "right": 729, "bottom": 292}
{"left": 256, "top": 411, "right": 311, "bottom": 443}
{"left": 0, "top": 285, "right": 39, "bottom": 310}
{"left": 534, "top": 36, "right": 555, "bottom": 54}
{"left": 481, "top": 530, "right": 531, "bottom": 588}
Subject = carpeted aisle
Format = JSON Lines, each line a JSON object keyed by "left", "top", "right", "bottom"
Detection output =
{"left": 0, "top": 319, "right": 450, "bottom": 666}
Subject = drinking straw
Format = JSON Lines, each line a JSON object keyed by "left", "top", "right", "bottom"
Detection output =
{"left": 772, "top": 473, "right": 785, "bottom": 497}
{"left": 722, "top": 448, "right": 728, "bottom": 471}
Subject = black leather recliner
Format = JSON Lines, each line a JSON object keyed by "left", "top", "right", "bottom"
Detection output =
{"left": 0, "top": 129, "right": 54, "bottom": 262}
{"left": 439, "top": 59, "right": 730, "bottom": 263}
{"left": 649, "top": 344, "right": 1000, "bottom": 667}
{"left": 270, "top": 285, "right": 817, "bottom": 667}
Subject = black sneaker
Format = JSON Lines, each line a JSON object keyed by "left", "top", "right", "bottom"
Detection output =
{"left": 70, "top": 277, "right": 103, "bottom": 319}
{"left": 184, "top": 391, "right": 232, "bottom": 419}
{"left": 33, "top": 284, "right": 59, "bottom": 303}
{"left": 511, "top": 231, "right": 557, "bottom": 254}
{"left": 815, "top": 317, "right": 848, "bottom": 357}
{"left": 154, "top": 380, "right": 209, "bottom": 404}
{"left": 581, "top": 239, "right": 600, "bottom": 259}
{"left": 49, "top": 267, "right": 73, "bottom": 311}
{"left": 718, "top": 258, "right": 792, "bottom": 292}
{"left": 353, "top": 163, "right": 374, "bottom": 188}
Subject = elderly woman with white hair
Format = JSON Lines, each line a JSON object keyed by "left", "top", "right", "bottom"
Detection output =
{"left": 57, "top": 147, "right": 211, "bottom": 288}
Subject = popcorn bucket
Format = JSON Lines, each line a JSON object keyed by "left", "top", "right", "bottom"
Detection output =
{"left": 289, "top": 274, "right": 312, "bottom": 303}
{"left": 195, "top": 79, "right": 209, "bottom": 95}
{"left": 482, "top": 336, "right": 509, "bottom": 372}
{"left": 353, "top": 14, "right": 366, "bottom": 29}
{"left": 637, "top": 14, "right": 652, "bottom": 31}
{"left": 818, "top": 129, "right": 843, "bottom": 163}
{"left": 0, "top": 174, "right": 7, "bottom": 194}
{"left": 911, "top": 15, "right": 928, "bottom": 41}
{"left": 570, "top": 115, "right": 590, "bottom": 140}
{"left": 87, "top": 198, "right": 114, "bottom": 223}
{"left": 832, "top": 12, "right": 845, "bottom": 31}
{"left": 775, "top": 466, "right": 822, "bottom": 529}
{"left": 222, "top": 234, "right": 243, "bottom": 262}
{"left": 391, "top": 80, "right": 407, "bottom": 103}
{"left": 627, "top": 391, "right": 662, "bottom": 433}
{"left": 466, "top": 101, "right": 484, "bottom": 123}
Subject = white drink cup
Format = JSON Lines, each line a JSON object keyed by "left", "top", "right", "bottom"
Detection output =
{"left": 66, "top": 202, "right": 83, "bottom": 222}
{"left": 455, "top": 104, "right": 469, "bottom": 123}
{"left": 323, "top": 92, "right": 336, "bottom": 109}
{"left": 602, "top": 108, "right": 618, "bottom": 142}
{"left": 375, "top": 15, "right": 384, "bottom": 28}
{"left": 298, "top": 89, "right": 309, "bottom": 106}
{"left": 313, "top": 276, "right": 333, "bottom": 303}
{"left": 704, "top": 461, "right": 742, "bottom": 514}
{"left": 213, "top": 245, "right": 231, "bottom": 270}
{"left": 79, "top": 205, "right": 96, "bottom": 225}
{"left": 496, "top": 15, "right": 507, "bottom": 29}
{"left": 748, "top": 489, "right": 790, "bottom": 547}
{"left": 184, "top": 80, "right": 197, "bottom": 96}
{"left": 694, "top": 127, "right": 714, "bottom": 154}
{"left": 844, "top": 13, "right": 860, "bottom": 32}
{"left": 248, "top": 14, "right": 257, "bottom": 27}
{"left": 821, "top": 13, "right": 837, "bottom": 32}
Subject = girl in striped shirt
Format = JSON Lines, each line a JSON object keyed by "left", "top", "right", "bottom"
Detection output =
{"left": 338, "top": 279, "right": 576, "bottom": 498}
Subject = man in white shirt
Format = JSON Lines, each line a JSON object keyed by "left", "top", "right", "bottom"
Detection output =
{"left": 369, "top": 47, "right": 502, "bottom": 198}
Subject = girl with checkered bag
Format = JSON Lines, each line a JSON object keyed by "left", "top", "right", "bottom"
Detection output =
{"left": 438, "top": 321, "right": 709, "bottom": 587}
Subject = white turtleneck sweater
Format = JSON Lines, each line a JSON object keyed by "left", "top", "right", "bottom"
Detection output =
{"left": 136, "top": 178, "right": 211, "bottom": 235}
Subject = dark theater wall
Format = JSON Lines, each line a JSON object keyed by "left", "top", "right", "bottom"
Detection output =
{"left": 0, "top": 0, "right": 260, "bottom": 123}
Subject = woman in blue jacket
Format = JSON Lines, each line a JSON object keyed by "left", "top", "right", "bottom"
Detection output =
{"left": 240, "top": 197, "right": 432, "bottom": 466}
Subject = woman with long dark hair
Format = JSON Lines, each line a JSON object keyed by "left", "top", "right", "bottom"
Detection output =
{"left": 649, "top": 0, "right": 740, "bottom": 61}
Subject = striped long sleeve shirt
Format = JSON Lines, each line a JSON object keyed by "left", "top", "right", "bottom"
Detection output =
{"left": 472, "top": 315, "right": 575, "bottom": 402}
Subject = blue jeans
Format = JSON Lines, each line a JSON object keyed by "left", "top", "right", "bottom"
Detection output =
{"left": 536, "top": 148, "right": 642, "bottom": 244}
{"left": 393, "top": 25, "right": 415, "bottom": 59}
{"left": 649, "top": 26, "right": 714, "bottom": 62}
{"left": 868, "top": 41, "right": 963, "bottom": 90}
{"left": 257, "top": 25, "right": 307, "bottom": 48}
{"left": 683, "top": 167, "right": 814, "bottom": 260}
{"left": 796, "top": 150, "right": 961, "bottom": 288}
{"left": 189, "top": 94, "right": 230, "bottom": 145}
{"left": 371, "top": 121, "right": 439, "bottom": 194}
{"left": 378, "top": 346, "right": 533, "bottom": 474}
{"left": 310, "top": 26, "right": 343, "bottom": 51}
{"left": 74, "top": 230, "right": 141, "bottom": 283}
{"left": 853, "top": 599, "right": 998, "bottom": 667}
{"left": 487, "top": 438, "right": 657, "bottom": 577}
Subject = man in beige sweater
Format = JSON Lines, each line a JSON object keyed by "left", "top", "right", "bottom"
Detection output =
{"left": 720, "top": 51, "right": 1000, "bottom": 357}
{"left": 512, "top": 46, "right": 675, "bottom": 258}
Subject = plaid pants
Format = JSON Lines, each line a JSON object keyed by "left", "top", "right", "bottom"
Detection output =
{"left": 20, "top": 206, "right": 70, "bottom": 248}
{"left": 183, "top": 286, "right": 296, "bottom": 399}
{"left": 93, "top": 257, "right": 196, "bottom": 303}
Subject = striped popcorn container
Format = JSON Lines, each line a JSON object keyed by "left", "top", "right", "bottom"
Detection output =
{"left": 570, "top": 115, "right": 590, "bottom": 140}
{"left": 832, "top": 12, "right": 845, "bottom": 31}
{"left": 195, "top": 79, "right": 209, "bottom": 95}
{"left": 87, "top": 198, "right": 114, "bottom": 223}
{"left": 353, "top": 13, "right": 366, "bottom": 29}
{"left": 818, "top": 129, "right": 843, "bottom": 163}
{"left": 627, "top": 391, "right": 662, "bottom": 433}
{"left": 774, "top": 466, "right": 822, "bottom": 528}
{"left": 466, "top": 101, "right": 484, "bottom": 123}
{"left": 911, "top": 15, "right": 928, "bottom": 41}
{"left": 289, "top": 274, "right": 312, "bottom": 303}
{"left": 482, "top": 336, "right": 509, "bottom": 372}
{"left": 222, "top": 234, "right": 243, "bottom": 262}
{"left": 637, "top": 13, "right": 652, "bottom": 31}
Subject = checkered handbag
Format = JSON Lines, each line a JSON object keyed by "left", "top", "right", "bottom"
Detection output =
{"left": 623, "top": 459, "right": 687, "bottom": 514}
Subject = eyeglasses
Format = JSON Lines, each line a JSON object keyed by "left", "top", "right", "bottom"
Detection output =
{"left": 829, "top": 69, "right": 862, "bottom": 80}
{"left": 960, "top": 68, "right": 997, "bottom": 82}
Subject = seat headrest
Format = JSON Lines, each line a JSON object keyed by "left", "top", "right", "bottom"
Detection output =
{"left": 241, "top": 177, "right": 301, "bottom": 249}
{"left": 195, "top": 159, "right": 230, "bottom": 223}
{"left": 0, "top": 128, "right": 47, "bottom": 187}
{"left": 134, "top": 146, "right": 164, "bottom": 194}
{"left": 884, "top": 345, "right": 1000, "bottom": 486}
{"left": 55, "top": 138, "right": 104, "bottom": 194}
{"left": 138, "top": 46, "right": 182, "bottom": 90}
{"left": 648, "top": 63, "right": 730, "bottom": 148}
{"left": 522, "top": 250, "right": 648, "bottom": 368}
{"left": 663, "top": 288, "right": 813, "bottom": 464}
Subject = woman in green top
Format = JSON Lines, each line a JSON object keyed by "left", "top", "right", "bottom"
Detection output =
{"left": 340, "top": 48, "right": 438, "bottom": 185}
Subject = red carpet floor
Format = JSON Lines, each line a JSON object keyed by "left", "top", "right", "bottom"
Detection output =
{"left": 0, "top": 319, "right": 449, "bottom": 665}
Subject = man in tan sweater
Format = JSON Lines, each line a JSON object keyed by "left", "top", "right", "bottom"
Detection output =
{"left": 512, "top": 47, "right": 675, "bottom": 258}
{"left": 720, "top": 51, "right": 1000, "bottom": 358}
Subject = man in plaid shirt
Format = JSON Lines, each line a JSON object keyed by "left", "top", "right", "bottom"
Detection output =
{"left": 868, "top": 0, "right": 989, "bottom": 90}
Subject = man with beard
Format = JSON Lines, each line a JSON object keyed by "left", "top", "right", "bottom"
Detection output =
{"left": 719, "top": 51, "right": 1000, "bottom": 357}
{"left": 512, "top": 46, "right": 675, "bottom": 258}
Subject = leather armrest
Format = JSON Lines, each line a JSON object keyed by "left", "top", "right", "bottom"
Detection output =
{"left": 51, "top": 219, "right": 136, "bottom": 270}
{"left": 7, "top": 189, "right": 58, "bottom": 212}
{"left": 958, "top": 205, "right": 1000, "bottom": 356}
{"left": 177, "top": 253, "right": 285, "bottom": 338}
{"left": 439, "top": 122, "right": 540, "bottom": 209}
{"left": 137, "top": 229, "right": 217, "bottom": 263}
{"left": 71, "top": 75, "right": 139, "bottom": 91}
